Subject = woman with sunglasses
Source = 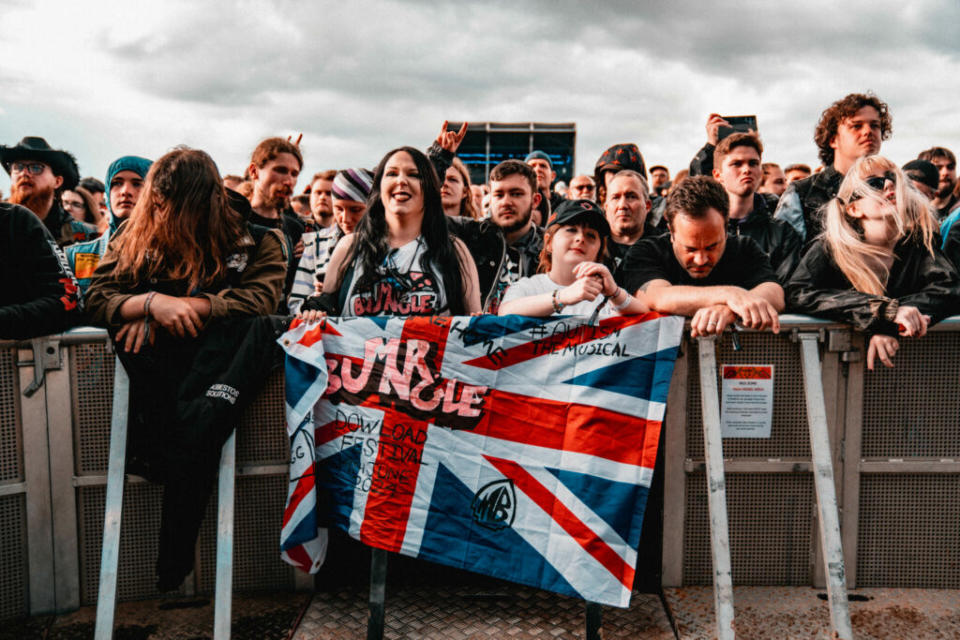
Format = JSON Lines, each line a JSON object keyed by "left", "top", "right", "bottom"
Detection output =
{"left": 300, "top": 146, "right": 480, "bottom": 318}
{"left": 787, "top": 156, "right": 960, "bottom": 369}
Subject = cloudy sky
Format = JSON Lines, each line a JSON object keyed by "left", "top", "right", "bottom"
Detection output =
{"left": 2, "top": 0, "right": 959, "bottom": 195}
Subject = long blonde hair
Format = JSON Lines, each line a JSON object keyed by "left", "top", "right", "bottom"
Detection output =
{"left": 822, "top": 155, "right": 937, "bottom": 295}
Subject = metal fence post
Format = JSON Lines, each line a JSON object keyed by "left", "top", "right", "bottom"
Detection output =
{"left": 798, "top": 333, "right": 852, "bottom": 639}
{"left": 94, "top": 357, "right": 129, "bottom": 640}
{"left": 214, "top": 431, "right": 237, "bottom": 640}
{"left": 697, "top": 336, "right": 735, "bottom": 640}
{"left": 585, "top": 601, "right": 602, "bottom": 640}
{"left": 367, "top": 548, "right": 388, "bottom": 640}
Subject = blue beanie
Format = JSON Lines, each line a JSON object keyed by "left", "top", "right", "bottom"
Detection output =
{"left": 524, "top": 150, "right": 552, "bottom": 167}
{"left": 104, "top": 155, "right": 152, "bottom": 233}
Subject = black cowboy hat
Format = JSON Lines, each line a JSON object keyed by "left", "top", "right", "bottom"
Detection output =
{"left": 0, "top": 136, "right": 80, "bottom": 190}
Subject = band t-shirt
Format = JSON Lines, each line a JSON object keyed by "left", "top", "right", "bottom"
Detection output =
{"left": 618, "top": 233, "right": 778, "bottom": 292}
{"left": 341, "top": 237, "right": 447, "bottom": 317}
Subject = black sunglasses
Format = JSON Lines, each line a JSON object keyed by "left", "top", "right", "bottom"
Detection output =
{"left": 864, "top": 171, "right": 896, "bottom": 191}
{"left": 848, "top": 171, "right": 896, "bottom": 203}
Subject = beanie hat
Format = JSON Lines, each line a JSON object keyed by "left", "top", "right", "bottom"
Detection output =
{"left": 594, "top": 143, "right": 647, "bottom": 181}
{"left": 332, "top": 168, "right": 374, "bottom": 202}
{"left": 524, "top": 150, "right": 552, "bottom": 167}
{"left": 105, "top": 155, "right": 152, "bottom": 218}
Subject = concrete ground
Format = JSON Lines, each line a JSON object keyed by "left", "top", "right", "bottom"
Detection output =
{"left": 4, "top": 586, "right": 960, "bottom": 638}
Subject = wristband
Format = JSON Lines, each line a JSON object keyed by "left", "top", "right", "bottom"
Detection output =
{"left": 552, "top": 289, "right": 566, "bottom": 313}
{"left": 143, "top": 291, "right": 158, "bottom": 319}
{"left": 613, "top": 293, "right": 634, "bottom": 311}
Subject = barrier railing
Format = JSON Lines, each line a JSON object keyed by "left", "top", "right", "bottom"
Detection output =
{"left": 2, "top": 317, "right": 959, "bottom": 630}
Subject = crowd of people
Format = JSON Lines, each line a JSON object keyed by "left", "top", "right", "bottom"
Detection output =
{"left": 3, "top": 90, "right": 960, "bottom": 590}
{"left": 5, "top": 91, "right": 960, "bottom": 369}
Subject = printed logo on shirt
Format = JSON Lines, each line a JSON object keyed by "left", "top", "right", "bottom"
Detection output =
{"left": 206, "top": 383, "right": 240, "bottom": 405}
{"left": 351, "top": 271, "right": 439, "bottom": 316}
{"left": 73, "top": 253, "right": 100, "bottom": 279}
{"left": 226, "top": 252, "right": 249, "bottom": 272}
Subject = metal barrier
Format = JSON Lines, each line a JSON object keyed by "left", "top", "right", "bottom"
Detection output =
{"left": 0, "top": 329, "right": 309, "bottom": 620}
{"left": 2, "top": 317, "right": 960, "bottom": 621}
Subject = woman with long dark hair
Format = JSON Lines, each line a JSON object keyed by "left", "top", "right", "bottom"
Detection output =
{"left": 86, "top": 147, "right": 286, "bottom": 349}
{"left": 787, "top": 155, "right": 960, "bottom": 369}
{"left": 84, "top": 147, "right": 288, "bottom": 592}
{"left": 301, "top": 146, "right": 480, "bottom": 317}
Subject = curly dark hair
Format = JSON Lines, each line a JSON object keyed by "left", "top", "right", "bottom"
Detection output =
{"left": 814, "top": 93, "right": 892, "bottom": 167}
{"left": 664, "top": 176, "right": 729, "bottom": 226}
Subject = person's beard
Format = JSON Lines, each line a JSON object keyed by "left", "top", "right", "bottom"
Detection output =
{"left": 10, "top": 180, "right": 55, "bottom": 218}
{"left": 495, "top": 205, "right": 532, "bottom": 235}
{"left": 937, "top": 180, "right": 956, "bottom": 200}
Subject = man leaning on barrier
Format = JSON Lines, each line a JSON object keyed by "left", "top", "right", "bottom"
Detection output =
{"left": 617, "top": 175, "right": 784, "bottom": 337}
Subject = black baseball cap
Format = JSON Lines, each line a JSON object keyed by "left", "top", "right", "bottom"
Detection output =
{"left": 547, "top": 199, "right": 610, "bottom": 237}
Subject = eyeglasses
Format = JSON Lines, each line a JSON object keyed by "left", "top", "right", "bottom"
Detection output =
{"left": 62, "top": 200, "right": 85, "bottom": 210}
{"left": 10, "top": 162, "right": 48, "bottom": 176}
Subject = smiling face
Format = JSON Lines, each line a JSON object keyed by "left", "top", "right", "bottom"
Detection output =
{"left": 108, "top": 169, "right": 145, "bottom": 220}
{"left": 669, "top": 208, "right": 727, "bottom": 279}
{"left": 831, "top": 105, "right": 882, "bottom": 170}
{"left": 380, "top": 150, "right": 424, "bottom": 218}
{"left": 548, "top": 223, "right": 602, "bottom": 271}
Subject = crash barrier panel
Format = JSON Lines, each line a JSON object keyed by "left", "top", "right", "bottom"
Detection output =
{"left": 2, "top": 317, "right": 959, "bottom": 619}
{"left": 662, "top": 316, "right": 960, "bottom": 595}
{"left": 0, "top": 328, "right": 310, "bottom": 620}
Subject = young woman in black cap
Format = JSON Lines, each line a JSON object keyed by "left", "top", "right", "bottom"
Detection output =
{"left": 498, "top": 199, "right": 648, "bottom": 317}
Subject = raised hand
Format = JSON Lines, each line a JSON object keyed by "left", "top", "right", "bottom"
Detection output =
{"left": 436, "top": 120, "right": 469, "bottom": 154}
{"left": 705, "top": 113, "right": 731, "bottom": 146}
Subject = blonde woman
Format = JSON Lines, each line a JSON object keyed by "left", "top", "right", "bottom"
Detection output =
{"left": 786, "top": 156, "right": 960, "bottom": 369}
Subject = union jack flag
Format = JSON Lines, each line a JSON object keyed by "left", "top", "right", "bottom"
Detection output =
{"left": 279, "top": 312, "right": 683, "bottom": 607}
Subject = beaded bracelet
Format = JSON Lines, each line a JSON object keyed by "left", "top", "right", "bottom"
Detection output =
{"left": 551, "top": 289, "right": 565, "bottom": 313}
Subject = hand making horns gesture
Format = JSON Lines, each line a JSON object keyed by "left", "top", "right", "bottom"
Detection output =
{"left": 436, "top": 120, "right": 468, "bottom": 154}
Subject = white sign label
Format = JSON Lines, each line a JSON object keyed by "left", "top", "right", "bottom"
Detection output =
{"left": 720, "top": 364, "right": 774, "bottom": 438}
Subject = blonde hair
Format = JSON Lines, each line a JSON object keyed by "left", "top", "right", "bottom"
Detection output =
{"left": 823, "top": 156, "right": 937, "bottom": 295}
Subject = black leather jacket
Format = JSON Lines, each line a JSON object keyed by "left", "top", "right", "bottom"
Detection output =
{"left": 727, "top": 194, "right": 802, "bottom": 284}
{"left": 786, "top": 235, "right": 960, "bottom": 335}
{"left": 446, "top": 216, "right": 543, "bottom": 311}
